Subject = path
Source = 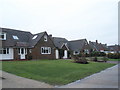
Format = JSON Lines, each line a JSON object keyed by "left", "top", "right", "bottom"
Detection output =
{"left": 1, "top": 71, "right": 53, "bottom": 88}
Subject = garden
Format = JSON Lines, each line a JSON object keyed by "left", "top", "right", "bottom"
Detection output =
{"left": 2, "top": 59, "right": 116, "bottom": 85}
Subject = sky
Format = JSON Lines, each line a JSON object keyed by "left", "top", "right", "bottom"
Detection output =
{"left": 0, "top": 0, "right": 119, "bottom": 45}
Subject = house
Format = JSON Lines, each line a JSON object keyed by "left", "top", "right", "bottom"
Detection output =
{"left": 89, "top": 40, "right": 109, "bottom": 54}
{"left": 0, "top": 27, "right": 57, "bottom": 60}
{"left": 51, "top": 37, "right": 70, "bottom": 59}
{"left": 108, "top": 45, "right": 120, "bottom": 53}
{"left": 69, "top": 39, "right": 91, "bottom": 55}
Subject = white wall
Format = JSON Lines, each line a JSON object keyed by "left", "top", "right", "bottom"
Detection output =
{"left": 0, "top": 48, "right": 14, "bottom": 60}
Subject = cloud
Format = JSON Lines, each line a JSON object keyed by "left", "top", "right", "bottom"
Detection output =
{"left": 0, "top": 0, "right": 119, "bottom": 45}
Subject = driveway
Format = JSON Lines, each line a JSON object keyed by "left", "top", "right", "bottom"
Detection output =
{"left": 1, "top": 71, "right": 53, "bottom": 88}
{"left": 58, "top": 64, "right": 119, "bottom": 88}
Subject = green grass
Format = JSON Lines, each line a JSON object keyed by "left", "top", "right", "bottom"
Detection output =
{"left": 2, "top": 60, "right": 115, "bottom": 85}
{"left": 108, "top": 58, "right": 120, "bottom": 61}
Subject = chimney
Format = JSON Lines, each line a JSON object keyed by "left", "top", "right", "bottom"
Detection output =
{"left": 49, "top": 34, "right": 52, "bottom": 37}
{"left": 96, "top": 40, "right": 98, "bottom": 43}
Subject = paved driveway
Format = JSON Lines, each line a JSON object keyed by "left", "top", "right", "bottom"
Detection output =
{"left": 59, "top": 64, "right": 119, "bottom": 88}
{"left": 1, "top": 71, "right": 53, "bottom": 88}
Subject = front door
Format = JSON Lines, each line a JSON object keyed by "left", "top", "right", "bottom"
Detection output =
{"left": 19, "top": 48, "right": 26, "bottom": 59}
{"left": 63, "top": 50, "right": 68, "bottom": 59}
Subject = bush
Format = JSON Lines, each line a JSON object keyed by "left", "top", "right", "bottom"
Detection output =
{"left": 72, "top": 54, "right": 89, "bottom": 64}
{"left": 102, "top": 57, "right": 108, "bottom": 62}
{"left": 107, "top": 53, "right": 120, "bottom": 59}
{"left": 90, "top": 51, "right": 106, "bottom": 57}
{"left": 93, "top": 57, "right": 98, "bottom": 62}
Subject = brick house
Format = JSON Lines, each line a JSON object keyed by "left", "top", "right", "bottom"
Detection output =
{"left": 108, "top": 45, "right": 120, "bottom": 53}
{"left": 1, "top": 27, "right": 115, "bottom": 61}
{"left": 0, "top": 27, "right": 93, "bottom": 60}
{"left": 89, "top": 40, "right": 109, "bottom": 54}
{"left": 0, "top": 28, "right": 56, "bottom": 60}
{"left": 51, "top": 37, "right": 70, "bottom": 59}
{"left": 69, "top": 39, "right": 91, "bottom": 55}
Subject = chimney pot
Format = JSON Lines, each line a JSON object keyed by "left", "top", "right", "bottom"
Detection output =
{"left": 96, "top": 40, "right": 98, "bottom": 43}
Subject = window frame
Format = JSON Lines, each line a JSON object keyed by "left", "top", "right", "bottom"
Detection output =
{"left": 0, "top": 48, "right": 9, "bottom": 54}
{"left": 41, "top": 47, "right": 51, "bottom": 54}
{"left": 18, "top": 48, "right": 27, "bottom": 55}
{"left": 44, "top": 35, "right": 47, "bottom": 42}
{"left": 0, "top": 32, "right": 6, "bottom": 40}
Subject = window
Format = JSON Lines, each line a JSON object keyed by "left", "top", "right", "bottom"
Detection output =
{"left": 0, "top": 33, "right": 6, "bottom": 40}
{"left": 0, "top": 48, "right": 9, "bottom": 54}
{"left": 44, "top": 35, "right": 47, "bottom": 41}
{"left": 84, "top": 49, "right": 89, "bottom": 54}
{"left": 18, "top": 48, "right": 27, "bottom": 55}
{"left": 32, "top": 35, "right": 38, "bottom": 39}
{"left": 41, "top": 47, "right": 51, "bottom": 54}
{"left": 12, "top": 35, "right": 19, "bottom": 40}
{"left": 73, "top": 51, "right": 79, "bottom": 55}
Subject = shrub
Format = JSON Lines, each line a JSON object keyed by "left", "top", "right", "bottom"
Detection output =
{"left": 100, "top": 52, "right": 106, "bottom": 56}
{"left": 102, "top": 57, "right": 108, "bottom": 62}
{"left": 93, "top": 57, "right": 98, "bottom": 62}
{"left": 107, "top": 53, "right": 120, "bottom": 59}
{"left": 72, "top": 54, "right": 89, "bottom": 64}
{"left": 90, "top": 51, "right": 106, "bottom": 57}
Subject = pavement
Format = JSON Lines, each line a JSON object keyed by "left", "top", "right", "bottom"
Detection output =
{"left": 1, "top": 71, "right": 53, "bottom": 88}
{"left": 58, "top": 64, "right": 119, "bottom": 88}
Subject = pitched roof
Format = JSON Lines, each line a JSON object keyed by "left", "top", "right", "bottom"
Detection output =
{"left": 69, "top": 39, "right": 88, "bottom": 51}
{"left": 89, "top": 41, "right": 98, "bottom": 51}
{"left": 52, "top": 37, "right": 69, "bottom": 49}
{"left": 29, "top": 32, "right": 45, "bottom": 47}
{"left": 1, "top": 27, "right": 46, "bottom": 48}
{"left": 108, "top": 45, "right": 120, "bottom": 51}
{"left": 89, "top": 41, "right": 109, "bottom": 51}
{"left": 1, "top": 27, "right": 32, "bottom": 47}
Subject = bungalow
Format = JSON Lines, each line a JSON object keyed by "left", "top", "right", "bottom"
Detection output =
{"left": 51, "top": 37, "right": 70, "bottom": 59}
{"left": 69, "top": 39, "right": 91, "bottom": 55}
{"left": 0, "top": 27, "right": 57, "bottom": 60}
{"left": 89, "top": 40, "right": 109, "bottom": 54}
{"left": 108, "top": 45, "right": 120, "bottom": 53}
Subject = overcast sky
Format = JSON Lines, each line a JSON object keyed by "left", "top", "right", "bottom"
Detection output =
{"left": 0, "top": 0, "right": 119, "bottom": 45}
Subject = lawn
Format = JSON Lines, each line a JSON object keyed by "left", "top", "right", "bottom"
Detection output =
{"left": 2, "top": 60, "right": 115, "bottom": 85}
{"left": 108, "top": 58, "right": 120, "bottom": 61}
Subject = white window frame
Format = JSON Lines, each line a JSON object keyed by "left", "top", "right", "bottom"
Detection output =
{"left": 0, "top": 48, "right": 9, "bottom": 54}
{"left": 0, "top": 32, "right": 6, "bottom": 40}
{"left": 44, "top": 35, "right": 47, "bottom": 42}
{"left": 84, "top": 49, "right": 89, "bottom": 54}
{"left": 18, "top": 48, "right": 27, "bottom": 55}
{"left": 41, "top": 47, "right": 51, "bottom": 54}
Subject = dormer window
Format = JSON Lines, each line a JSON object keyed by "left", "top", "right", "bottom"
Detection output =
{"left": 13, "top": 35, "right": 19, "bottom": 40}
{"left": 44, "top": 35, "right": 47, "bottom": 41}
{"left": 32, "top": 35, "right": 38, "bottom": 39}
{"left": 0, "top": 32, "right": 6, "bottom": 40}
